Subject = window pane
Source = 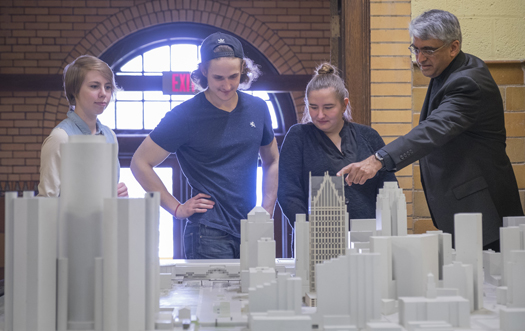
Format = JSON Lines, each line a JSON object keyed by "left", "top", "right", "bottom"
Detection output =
{"left": 171, "top": 44, "right": 199, "bottom": 71}
{"left": 117, "top": 91, "right": 143, "bottom": 101}
{"left": 144, "top": 101, "right": 171, "bottom": 130}
{"left": 144, "top": 46, "right": 170, "bottom": 73}
{"left": 144, "top": 91, "right": 170, "bottom": 101}
{"left": 120, "top": 167, "right": 173, "bottom": 259}
{"left": 266, "top": 101, "right": 279, "bottom": 129}
{"left": 116, "top": 101, "right": 143, "bottom": 129}
{"left": 197, "top": 45, "right": 202, "bottom": 63}
{"left": 98, "top": 101, "right": 115, "bottom": 129}
{"left": 116, "top": 72, "right": 142, "bottom": 76}
{"left": 120, "top": 55, "right": 142, "bottom": 72}
{"left": 252, "top": 91, "right": 269, "bottom": 100}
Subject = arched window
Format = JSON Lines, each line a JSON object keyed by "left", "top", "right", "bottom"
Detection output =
{"left": 100, "top": 23, "right": 295, "bottom": 259}
{"left": 99, "top": 44, "right": 281, "bottom": 132}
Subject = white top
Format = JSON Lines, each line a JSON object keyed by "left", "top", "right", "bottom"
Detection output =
{"left": 37, "top": 127, "right": 118, "bottom": 197}
{"left": 37, "top": 128, "right": 69, "bottom": 197}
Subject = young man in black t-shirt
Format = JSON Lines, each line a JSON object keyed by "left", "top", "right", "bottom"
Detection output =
{"left": 131, "top": 32, "right": 279, "bottom": 259}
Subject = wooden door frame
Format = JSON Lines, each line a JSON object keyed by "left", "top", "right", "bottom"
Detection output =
{"left": 331, "top": 0, "right": 371, "bottom": 126}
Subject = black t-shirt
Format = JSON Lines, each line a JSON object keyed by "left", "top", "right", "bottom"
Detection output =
{"left": 150, "top": 91, "right": 274, "bottom": 237}
{"left": 278, "top": 122, "right": 398, "bottom": 225}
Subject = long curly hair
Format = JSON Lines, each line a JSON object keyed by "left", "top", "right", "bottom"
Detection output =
{"left": 190, "top": 45, "right": 261, "bottom": 91}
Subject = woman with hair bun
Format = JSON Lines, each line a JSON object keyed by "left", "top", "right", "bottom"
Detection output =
{"left": 278, "top": 62, "right": 397, "bottom": 227}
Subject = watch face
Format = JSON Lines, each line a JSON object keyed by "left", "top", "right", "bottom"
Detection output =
{"left": 374, "top": 153, "right": 385, "bottom": 169}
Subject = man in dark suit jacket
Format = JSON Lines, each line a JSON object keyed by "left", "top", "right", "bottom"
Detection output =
{"left": 338, "top": 9, "right": 523, "bottom": 250}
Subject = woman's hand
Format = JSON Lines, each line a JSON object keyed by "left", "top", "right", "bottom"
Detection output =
{"left": 117, "top": 182, "right": 129, "bottom": 197}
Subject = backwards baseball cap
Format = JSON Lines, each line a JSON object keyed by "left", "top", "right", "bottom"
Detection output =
{"left": 200, "top": 32, "right": 244, "bottom": 63}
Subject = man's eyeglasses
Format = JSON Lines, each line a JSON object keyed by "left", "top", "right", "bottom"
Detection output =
{"left": 408, "top": 43, "right": 448, "bottom": 57}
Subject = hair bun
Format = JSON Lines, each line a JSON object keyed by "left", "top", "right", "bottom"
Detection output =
{"left": 316, "top": 63, "right": 336, "bottom": 75}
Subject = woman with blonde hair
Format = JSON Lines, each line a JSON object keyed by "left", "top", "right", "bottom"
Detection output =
{"left": 278, "top": 62, "right": 396, "bottom": 226}
{"left": 38, "top": 55, "right": 128, "bottom": 197}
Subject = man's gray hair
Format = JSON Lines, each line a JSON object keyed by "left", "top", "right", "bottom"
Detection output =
{"left": 409, "top": 9, "right": 462, "bottom": 46}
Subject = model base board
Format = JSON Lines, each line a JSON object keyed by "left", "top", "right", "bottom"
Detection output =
{"left": 85, "top": 259, "right": 509, "bottom": 330}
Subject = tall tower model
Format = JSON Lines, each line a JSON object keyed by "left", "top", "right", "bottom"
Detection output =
{"left": 5, "top": 135, "right": 161, "bottom": 331}
{"left": 376, "top": 181, "right": 407, "bottom": 236}
{"left": 308, "top": 172, "right": 349, "bottom": 292}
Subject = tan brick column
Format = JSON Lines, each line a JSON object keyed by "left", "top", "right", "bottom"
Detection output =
{"left": 370, "top": 0, "right": 418, "bottom": 232}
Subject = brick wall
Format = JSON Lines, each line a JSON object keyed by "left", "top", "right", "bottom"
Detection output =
{"left": 0, "top": 0, "right": 331, "bottom": 187}
{"left": 502, "top": 76, "right": 525, "bottom": 208}
{"left": 370, "top": 0, "right": 415, "bottom": 232}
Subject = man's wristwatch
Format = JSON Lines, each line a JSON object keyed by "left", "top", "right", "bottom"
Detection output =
{"left": 374, "top": 152, "right": 385, "bottom": 170}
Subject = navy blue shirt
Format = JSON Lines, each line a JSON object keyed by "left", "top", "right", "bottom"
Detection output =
{"left": 150, "top": 92, "right": 274, "bottom": 237}
{"left": 278, "top": 122, "right": 397, "bottom": 226}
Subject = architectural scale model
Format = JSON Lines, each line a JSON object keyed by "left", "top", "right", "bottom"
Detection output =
{"left": 289, "top": 177, "right": 524, "bottom": 330}
{"left": 496, "top": 221, "right": 525, "bottom": 330}
{"left": 349, "top": 218, "right": 376, "bottom": 251}
{"left": 314, "top": 249, "right": 382, "bottom": 330}
{"left": 398, "top": 273, "right": 470, "bottom": 328}
{"left": 239, "top": 206, "right": 277, "bottom": 293}
{"left": 376, "top": 181, "right": 407, "bottom": 236}
{"left": 348, "top": 181, "right": 407, "bottom": 253}
{"left": 307, "top": 172, "right": 348, "bottom": 293}
{"left": 293, "top": 213, "right": 310, "bottom": 295}
{"left": 5, "top": 135, "right": 164, "bottom": 331}
{"left": 5, "top": 152, "right": 525, "bottom": 331}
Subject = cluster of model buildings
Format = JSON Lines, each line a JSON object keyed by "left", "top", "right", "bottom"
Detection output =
{"left": 5, "top": 137, "right": 525, "bottom": 331}
{"left": 241, "top": 172, "right": 525, "bottom": 331}
{"left": 5, "top": 136, "right": 169, "bottom": 331}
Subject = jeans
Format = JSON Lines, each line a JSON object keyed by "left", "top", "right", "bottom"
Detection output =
{"left": 183, "top": 221, "right": 241, "bottom": 259}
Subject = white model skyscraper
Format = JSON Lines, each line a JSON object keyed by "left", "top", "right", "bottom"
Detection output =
{"left": 316, "top": 250, "right": 382, "bottom": 329}
{"left": 308, "top": 172, "right": 348, "bottom": 292}
{"left": 58, "top": 135, "right": 117, "bottom": 329}
{"left": 294, "top": 214, "right": 310, "bottom": 295}
{"left": 5, "top": 135, "right": 161, "bottom": 331}
{"left": 239, "top": 206, "right": 276, "bottom": 293}
{"left": 240, "top": 206, "right": 275, "bottom": 271}
{"left": 376, "top": 181, "right": 407, "bottom": 236}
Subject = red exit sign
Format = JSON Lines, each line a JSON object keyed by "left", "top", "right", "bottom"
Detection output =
{"left": 162, "top": 72, "right": 196, "bottom": 95}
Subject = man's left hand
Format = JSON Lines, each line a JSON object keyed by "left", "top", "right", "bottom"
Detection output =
{"left": 337, "top": 155, "right": 383, "bottom": 186}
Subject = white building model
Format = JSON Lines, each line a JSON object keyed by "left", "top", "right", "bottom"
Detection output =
{"left": 5, "top": 135, "right": 165, "bottom": 331}
{"left": 240, "top": 206, "right": 277, "bottom": 293}
{"left": 6, "top": 142, "right": 525, "bottom": 331}
{"left": 496, "top": 218, "right": 525, "bottom": 331}
{"left": 289, "top": 175, "right": 525, "bottom": 331}
{"left": 349, "top": 181, "right": 407, "bottom": 252}
{"left": 376, "top": 181, "right": 407, "bottom": 236}
{"left": 307, "top": 172, "right": 348, "bottom": 295}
